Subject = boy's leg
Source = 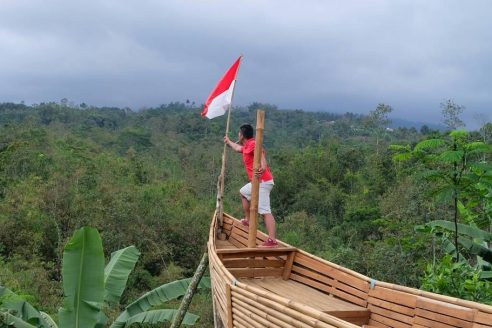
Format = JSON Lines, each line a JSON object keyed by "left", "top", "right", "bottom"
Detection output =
{"left": 241, "top": 195, "right": 250, "bottom": 221}
{"left": 263, "top": 213, "right": 276, "bottom": 240}
{"left": 258, "top": 182, "right": 276, "bottom": 241}
{"left": 239, "top": 183, "right": 252, "bottom": 223}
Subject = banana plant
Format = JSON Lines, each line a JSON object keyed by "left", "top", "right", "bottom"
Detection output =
{"left": 418, "top": 220, "right": 492, "bottom": 279}
{"left": 1, "top": 227, "right": 210, "bottom": 328}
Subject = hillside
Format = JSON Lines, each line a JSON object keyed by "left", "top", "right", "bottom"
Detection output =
{"left": 0, "top": 101, "right": 491, "bottom": 327}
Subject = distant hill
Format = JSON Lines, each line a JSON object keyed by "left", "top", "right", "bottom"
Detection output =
{"left": 389, "top": 117, "right": 445, "bottom": 131}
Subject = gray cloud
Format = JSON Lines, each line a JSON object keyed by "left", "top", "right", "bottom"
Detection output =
{"left": 1, "top": 0, "right": 491, "bottom": 126}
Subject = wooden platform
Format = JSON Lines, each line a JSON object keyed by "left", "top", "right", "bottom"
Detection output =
{"left": 240, "top": 277, "right": 370, "bottom": 326}
{"left": 211, "top": 214, "right": 492, "bottom": 328}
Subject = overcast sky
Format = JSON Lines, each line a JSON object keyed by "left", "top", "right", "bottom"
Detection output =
{"left": 1, "top": 0, "right": 491, "bottom": 126}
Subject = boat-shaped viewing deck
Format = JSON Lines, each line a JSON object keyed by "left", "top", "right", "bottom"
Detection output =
{"left": 209, "top": 213, "right": 492, "bottom": 328}
{"left": 216, "top": 238, "right": 369, "bottom": 325}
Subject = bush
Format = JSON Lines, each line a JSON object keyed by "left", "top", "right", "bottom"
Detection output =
{"left": 421, "top": 255, "right": 492, "bottom": 304}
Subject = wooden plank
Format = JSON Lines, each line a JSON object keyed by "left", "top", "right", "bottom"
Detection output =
{"left": 217, "top": 247, "right": 297, "bottom": 254}
{"left": 226, "top": 284, "right": 233, "bottom": 328}
{"left": 229, "top": 267, "right": 284, "bottom": 278}
{"left": 227, "top": 236, "right": 245, "bottom": 249}
{"left": 223, "top": 258, "right": 285, "bottom": 268}
{"left": 332, "top": 278, "right": 370, "bottom": 300}
{"left": 368, "top": 304, "right": 413, "bottom": 324}
{"left": 368, "top": 297, "right": 414, "bottom": 316}
{"left": 282, "top": 251, "right": 296, "bottom": 280}
{"left": 291, "top": 264, "right": 336, "bottom": 288}
{"left": 290, "top": 273, "right": 334, "bottom": 296}
{"left": 475, "top": 311, "right": 492, "bottom": 325}
{"left": 285, "top": 273, "right": 367, "bottom": 307}
{"left": 232, "top": 297, "right": 289, "bottom": 328}
{"left": 232, "top": 227, "right": 257, "bottom": 246}
{"left": 219, "top": 252, "right": 291, "bottom": 260}
{"left": 415, "top": 308, "right": 473, "bottom": 328}
{"left": 368, "top": 286, "right": 417, "bottom": 308}
{"left": 331, "top": 286, "right": 368, "bottom": 307}
{"left": 370, "top": 313, "right": 412, "bottom": 328}
{"left": 291, "top": 272, "right": 368, "bottom": 307}
{"left": 295, "top": 253, "right": 369, "bottom": 292}
{"left": 214, "top": 285, "right": 228, "bottom": 325}
{"left": 233, "top": 308, "right": 265, "bottom": 328}
{"left": 473, "top": 324, "right": 492, "bottom": 328}
{"left": 416, "top": 297, "right": 475, "bottom": 321}
{"left": 216, "top": 239, "right": 237, "bottom": 250}
{"left": 367, "top": 318, "right": 392, "bottom": 328}
{"left": 231, "top": 230, "right": 250, "bottom": 246}
{"left": 223, "top": 215, "right": 235, "bottom": 224}
{"left": 292, "top": 265, "right": 367, "bottom": 304}
{"left": 413, "top": 315, "right": 458, "bottom": 328}
{"left": 238, "top": 277, "right": 368, "bottom": 326}
{"left": 232, "top": 294, "right": 309, "bottom": 328}
{"left": 233, "top": 224, "right": 262, "bottom": 242}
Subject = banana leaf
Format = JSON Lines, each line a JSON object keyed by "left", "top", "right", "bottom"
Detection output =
{"left": 125, "top": 309, "right": 198, "bottom": 327}
{"left": 1, "top": 300, "right": 49, "bottom": 327}
{"left": 0, "top": 287, "right": 52, "bottom": 328}
{"left": 59, "top": 227, "right": 105, "bottom": 328}
{"left": 458, "top": 237, "right": 492, "bottom": 264}
{"left": 39, "top": 313, "right": 57, "bottom": 328}
{"left": 111, "top": 277, "right": 210, "bottom": 328}
{"left": 427, "top": 220, "right": 492, "bottom": 241}
{"left": 0, "top": 311, "right": 37, "bottom": 328}
{"left": 104, "top": 246, "right": 140, "bottom": 305}
{"left": 479, "top": 271, "right": 492, "bottom": 279}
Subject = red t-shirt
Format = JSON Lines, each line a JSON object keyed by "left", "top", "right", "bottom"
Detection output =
{"left": 241, "top": 138, "right": 274, "bottom": 182}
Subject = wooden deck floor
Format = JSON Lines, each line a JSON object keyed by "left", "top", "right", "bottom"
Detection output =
{"left": 239, "top": 275, "right": 370, "bottom": 325}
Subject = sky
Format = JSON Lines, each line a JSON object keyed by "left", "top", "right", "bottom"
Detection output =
{"left": 1, "top": 0, "right": 491, "bottom": 127}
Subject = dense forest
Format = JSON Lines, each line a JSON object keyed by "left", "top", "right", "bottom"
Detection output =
{"left": 0, "top": 101, "right": 491, "bottom": 327}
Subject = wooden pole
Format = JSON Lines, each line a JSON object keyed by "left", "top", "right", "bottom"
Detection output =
{"left": 216, "top": 103, "right": 233, "bottom": 240}
{"left": 169, "top": 252, "right": 209, "bottom": 328}
{"left": 248, "top": 110, "right": 265, "bottom": 248}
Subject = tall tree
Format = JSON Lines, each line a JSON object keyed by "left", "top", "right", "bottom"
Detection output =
{"left": 441, "top": 99, "right": 465, "bottom": 130}
{"left": 365, "top": 103, "right": 393, "bottom": 154}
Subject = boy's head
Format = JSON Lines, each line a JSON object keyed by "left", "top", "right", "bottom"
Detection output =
{"left": 239, "top": 124, "right": 254, "bottom": 142}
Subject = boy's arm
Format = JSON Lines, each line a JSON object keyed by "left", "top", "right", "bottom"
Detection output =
{"left": 255, "top": 148, "right": 268, "bottom": 177}
{"left": 224, "top": 136, "right": 243, "bottom": 153}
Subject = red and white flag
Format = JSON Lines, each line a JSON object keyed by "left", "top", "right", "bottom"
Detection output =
{"left": 202, "top": 56, "right": 242, "bottom": 119}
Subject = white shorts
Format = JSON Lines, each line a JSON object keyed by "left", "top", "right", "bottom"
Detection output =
{"left": 240, "top": 180, "right": 274, "bottom": 214}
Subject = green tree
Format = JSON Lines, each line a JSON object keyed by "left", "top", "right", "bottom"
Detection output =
{"left": 392, "top": 130, "right": 491, "bottom": 261}
{"left": 364, "top": 103, "right": 393, "bottom": 154}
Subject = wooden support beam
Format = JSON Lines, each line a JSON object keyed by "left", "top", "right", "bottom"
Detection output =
{"left": 217, "top": 247, "right": 296, "bottom": 254}
{"left": 248, "top": 110, "right": 265, "bottom": 248}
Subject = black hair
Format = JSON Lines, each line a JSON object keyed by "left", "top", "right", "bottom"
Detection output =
{"left": 239, "top": 124, "right": 254, "bottom": 139}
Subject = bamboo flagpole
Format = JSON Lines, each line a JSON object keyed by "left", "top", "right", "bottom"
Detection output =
{"left": 248, "top": 110, "right": 265, "bottom": 248}
{"left": 216, "top": 67, "right": 242, "bottom": 238}
{"left": 216, "top": 90, "right": 235, "bottom": 238}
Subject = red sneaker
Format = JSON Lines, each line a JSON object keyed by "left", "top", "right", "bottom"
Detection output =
{"left": 240, "top": 218, "right": 249, "bottom": 227}
{"left": 260, "top": 238, "right": 278, "bottom": 248}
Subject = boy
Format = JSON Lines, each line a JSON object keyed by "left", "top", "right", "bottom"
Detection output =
{"left": 224, "top": 124, "right": 278, "bottom": 247}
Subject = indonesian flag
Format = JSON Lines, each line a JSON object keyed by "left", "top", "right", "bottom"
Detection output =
{"left": 202, "top": 56, "right": 242, "bottom": 119}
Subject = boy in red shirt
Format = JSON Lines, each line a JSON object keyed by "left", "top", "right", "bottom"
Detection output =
{"left": 224, "top": 124, "right": 278, "bottom": 247}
